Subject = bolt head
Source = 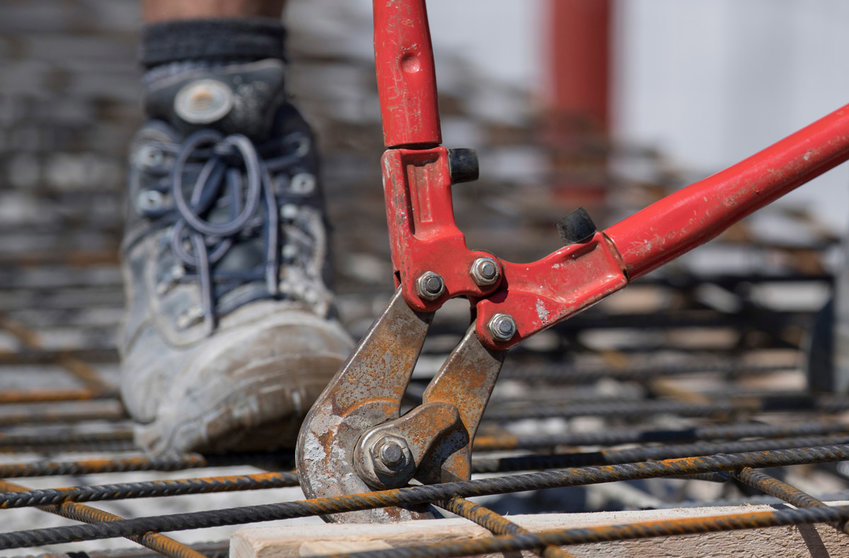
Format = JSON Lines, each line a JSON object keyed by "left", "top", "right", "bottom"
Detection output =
{"left": 370, "top": 435, "right": 412, "bottom": 476}
{"left": 471, "top": 257, "right": 500, "bottom": 287}
{"left": 377, "top": 440, "right": 404, "bottom": 467}
{"left": 488, "top": 313, "right": 517, "bottom": 342}
{"left": 416, "top": 271, "right": 445, "bottom": 301}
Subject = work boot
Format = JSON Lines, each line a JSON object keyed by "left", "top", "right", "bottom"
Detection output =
{"left": 120, "top": 54, "right": 352, "bottom": 454}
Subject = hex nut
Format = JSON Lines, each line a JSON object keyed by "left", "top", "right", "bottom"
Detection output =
{"left": 470, "top": 257, "right": 500, "bottom": 287}
{"left": 488, "top": 313, "right": 517, "bottom": 342}
{"left": 377, "top": 439, "right": 404, "bottom": 467}
{"left": 416, "top": 271, "right": 445, "bottom": 301}
{"left": 370, "top": 435, "right": 413, "bottom": 476}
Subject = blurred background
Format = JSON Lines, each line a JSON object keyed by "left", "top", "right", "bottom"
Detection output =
{"left": 3, "top": 0, "right": 849, "bottom": 263}
{"left": 1, "top": 0, "right": 849, "bottom": 553}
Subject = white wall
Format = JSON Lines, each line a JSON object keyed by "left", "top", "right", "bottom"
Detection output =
{"left": 614, "top": 0, "right": 849, "bottom": 230}
{"left": 427, "top": 1, "right": 542, "bottom": 89}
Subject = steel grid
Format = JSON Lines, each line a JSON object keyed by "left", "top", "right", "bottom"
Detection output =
{"left": 0, "top": 191, "right": 844, "bottom": 556}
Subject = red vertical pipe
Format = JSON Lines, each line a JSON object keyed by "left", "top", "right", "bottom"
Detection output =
{"left": 373, "top": 0, "right": 442, "bottom": 148}
{"left": 548, "top": 0, "right": 611, "bottom": 132}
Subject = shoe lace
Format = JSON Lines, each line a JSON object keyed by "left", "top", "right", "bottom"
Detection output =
{"left": 163, "top": 129, "right": 309, "bottom": 332}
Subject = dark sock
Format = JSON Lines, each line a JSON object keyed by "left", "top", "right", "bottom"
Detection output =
{"left": 140, "top": 18, "right": 287, "bottom": 69}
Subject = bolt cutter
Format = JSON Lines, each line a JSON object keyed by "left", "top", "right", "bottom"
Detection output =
{"left": 296, "top": 0, "right": 849, "bottom": 523}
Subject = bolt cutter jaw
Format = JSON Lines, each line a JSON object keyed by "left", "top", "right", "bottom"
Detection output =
{"left": 295, "top": 288, "right": 505, "bottom": 523}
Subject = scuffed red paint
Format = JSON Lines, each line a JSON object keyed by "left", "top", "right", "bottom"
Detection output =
{"left": 374, "top": 0, "right": 441, "bottom": 148}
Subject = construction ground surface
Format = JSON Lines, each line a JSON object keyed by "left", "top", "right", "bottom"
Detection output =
{"left": 2, "top": 1, "right": 849, "bottom": 557}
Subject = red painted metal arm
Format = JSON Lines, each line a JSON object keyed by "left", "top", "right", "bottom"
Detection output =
{"left": 373, "top": 0, "right": 441, "bottom": 148}
{"left": 606, "top": 104, "right": 849, "bottom": 279}
{"left": 474, "top": 104, "right": 849, "bottom": 349}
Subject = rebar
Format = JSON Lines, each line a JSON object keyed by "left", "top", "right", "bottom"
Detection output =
{"left": 0, "top": 400, "right": 126, "bottom": 426}
{"left": 731, "top": 467, "right": 849, "bottom": 535}
{"left": 0, "top": 479, "right": 203, "bottom": 558}
{"left": 0, "top": 388, "right": 118, "bottom": 404}
{"left": 441, "top": 496, "right": 574, "bottom": 558}
{"left": 0, "top": 313, "right": 114, "bottom": 391}
{"left": 502, "top": 361, "right": 796, "bottom": 383}
{"left": 472, "top": 420, "right": 849, "bottom": 451}
{"left": 0, "top": 454, "right": 208, "bottom": 478}
{"left": 0, "top": 444, "right": 847, "bottom": 549}
{"left": 484, "top": 394, "right": 849, "bottom": 422}
{"left": 472, "top": 433, "right": 849, "bottom": 472}
{"left": 0, "top": 471, "right": 299, "bottom": 509}
{"left": 0, "top": 428, "right": 134, "bottom": 451}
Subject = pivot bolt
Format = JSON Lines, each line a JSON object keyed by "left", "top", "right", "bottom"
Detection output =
{"left": 488, "top": 313, "right": 517, "bottom": 342}
{"left": 416, "top": 271, "right": 445, "bottom": 301}
{"left": 470, "top": 257, "right": 500, "bottom": 287}
{"left": 371, "top": 435, "right": 413, "bottom": 476}
{"left": 377, "top": 439, "right": 404, "bottom": 468}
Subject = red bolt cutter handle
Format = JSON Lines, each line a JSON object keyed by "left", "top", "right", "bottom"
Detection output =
{"left": 374, "top": 0, "right": 441, "bottom": 148}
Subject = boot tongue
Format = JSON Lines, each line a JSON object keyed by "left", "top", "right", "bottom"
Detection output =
{"left": 144, "top": 59, "right": 286, "bottom": 142}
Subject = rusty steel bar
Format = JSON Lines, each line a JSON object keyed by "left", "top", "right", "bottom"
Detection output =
{"left": 473, "top": 420, "right": 849, "bottom": 451}
{"left": 0, "top": 388, "right": 119, "bottom": 404}
{"left": 732, "top": 467, "right": 825, "bottom": 509}
{"left": 0, "top": 472, "right": 298, "bottom": 509}
{"left": 484, "top": 393, "right": 849, "bottom": 422}
{"left": 442, "top": 496, "right": 574, "bottom": 558}
{"left": 731, "top": 467, "right": 849, "bottom": 535}
{"left": 0, "top": 348, "right": 118, "bottom": 365}
{"left": 0, "top": 471, "right": 299, "bottom": 509}
{"left": 502, "top": 361, "right": 796, "bottom": 383}
{"left": 0, "top": 454, "right": 208, "bottom": 478}
{"left": 472, "top": 434, "right": 849, "bottom": 473}
{"left": 547, "top": 309, "right": 807, "bottom": 333}
{"left": 1, "top": 445, "right": 849, "bottom": 549}
{"left": 0, "top": 250, "right": 119, "bottom": 268}
{"left": 82, "top": 540, "right": 230, "bottom": 558}
{"left": 0, "top": 440, "right": 136, "bottom": 455}
{"left": 0, "top": 428, "right": 133, "bottom": 449}
{"left": 0, "top": 313, "right": 113, "bottom": 392}
{"left": 0, "top": 479, "right": 203, "bottom": 558}
{"left": 0, "top": 401, "right": 126, "bottom": 426}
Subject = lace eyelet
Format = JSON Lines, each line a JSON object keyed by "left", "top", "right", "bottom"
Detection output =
{"left": 280, "top": 204, "right": 299, "bottom": 220}
{"left": 282, "top": 244, "right": 298, "bottom": 260}
{"left": 290, "top": 173, "right": 316, "bottom": 195}
{"left": 137, "top": 145, "right": 165, "bottom": 168}
{"left": 136, "top": 190, "right": 164, "bottom": 214}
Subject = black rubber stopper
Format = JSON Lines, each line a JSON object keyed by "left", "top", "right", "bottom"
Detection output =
{"left": 557, "top": 207, "right": 597, "bottom": 244}
{"left": 447, "top": 148, "right": 479, "bottom": 184}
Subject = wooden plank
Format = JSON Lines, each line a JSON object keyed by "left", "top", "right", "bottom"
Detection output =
{"left": 231, "top": 504, "right": 849, "bottom": 558}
